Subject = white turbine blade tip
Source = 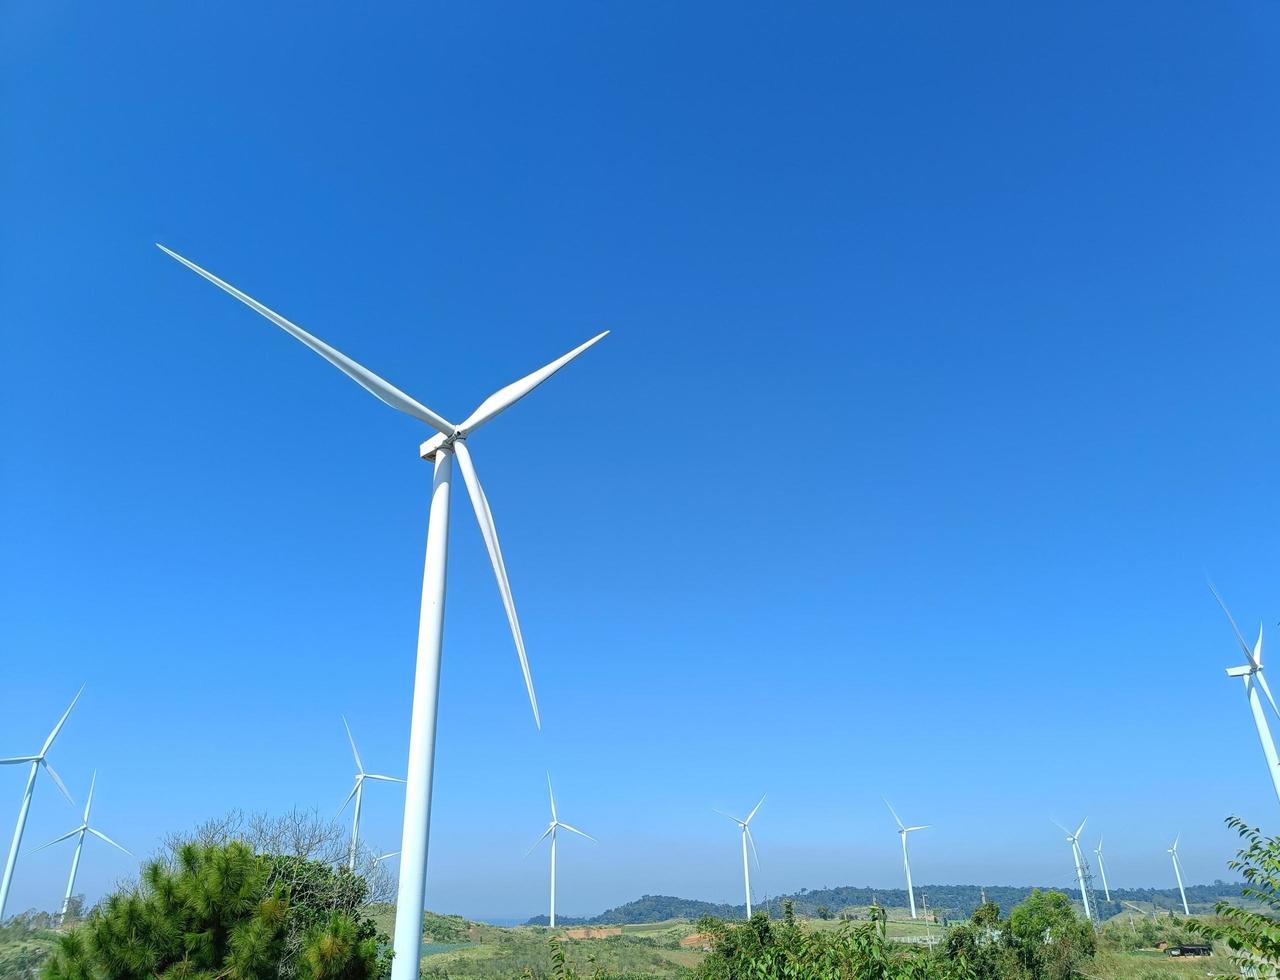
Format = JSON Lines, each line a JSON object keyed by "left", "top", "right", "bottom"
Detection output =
{"left": 41, "top": 761, "right": 75, "bottom": 806}
{"left": 453, "top": 442, "right": 541, "bottom": 728}
{"left": 883, "top": 798, "right": 905, "bottom": 830}
{"left": 40, "top": 685, "right": 85, "bottom": 757}
{"left": 88, "top": 828, "right": 133, "bottom": 857}
{"left": 457, "top": 331, "right": 610, "bottom": 435}
{"left": 559, "top": 822, "right": 596, "bottom": 842}
{"left": 342, "top": 716, "right": 365, "bottom": 772}
{"left": 745, "top": 794, "right": 766, "bottom": 824}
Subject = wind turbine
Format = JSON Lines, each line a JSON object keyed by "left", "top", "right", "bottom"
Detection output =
{"left": 1168, "top": 835, "right": 1190, "bottom": 915}
{"left": 1053, "top": 819, "right": 1093, "bottom": 923}
{"left": 1094, "top": 836, "right": 1111, "bottom": 903}
{"left": 31, "top": 772, "right": 132, "bottom": 922}
{"left": 0, "top": 686, "right": 82, "bottom": 919}
{"left": 527, "top": 774, "right": 596, "bottom": 928}
{"left": 158, "top": 245, "right": 608, "bottom": 979}
{"left": 337, "top": 717, "right": 405, "bottom": 871}
{"left": 715, "top": 796, "right": 764, "bottom": 918}
{"left": 884, "top": 799, "right": 927, "bottom": 919}
{"left": 1211, "top": 586, "right": 1280, "bottom": 806}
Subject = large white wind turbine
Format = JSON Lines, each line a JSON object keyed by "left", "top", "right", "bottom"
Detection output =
{"left": 0, "top": 686, "right": 82, "bottom": 919}
{"left": 337, "top": 716, "right": 405, "bottom": 871}
{"left": 1211, "top": 586, "right": 1280, "bottom": 806}
{"left": 715, "top": 796, "right": 764, "bottom": 918}
{"left": 1053, "top": 819, "right": 1093, "bottom": 923}
{"left": 32, "top": 772, "right": 132, "bottom": 922}
{"left": 528, "top": 774, "right": 596, "bottom": 928}
{"left": 159, "top": 245, "right": 607, "bottom": 979}
{"left": 1094, "top": 836, "right": 1111, "bottom": 903}
{"left": 884, "top": 799, "right": 928, "bottom": 919}
{"left": 1168, "top": 835, "right": 1190, "bottom": 915}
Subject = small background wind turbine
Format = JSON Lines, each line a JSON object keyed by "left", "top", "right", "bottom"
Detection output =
{"left": 337, "top": 717, "right": 404, "bottom": 870}
{"left": 715, "top": 797, "right": 765, "bottom": 918}
{"left": 32, "top": 772, "right": 131, "bottom": 922}
{"left": 160, "top": 246, "right": 607, "bottom": 980}
{"left": 1094, "top": 836, "right": 1111, "bottom": 903}
{"left": 528, "top": 775, "right": 596, "bottom": 928}
{"left": 1053, "top": 819, "right": 1094, "bottom": 923}
{"left": 0, "top": 686, "right": 83, "bottom": 919}
{"left": 1212, "top": 586, "right": 1280, "bottom": 806}
{"left": 884, "top": 799, "right": 927, "bottom": 919}
{"left": 1168, "top": 835, "right": 1190, "bottom": 915}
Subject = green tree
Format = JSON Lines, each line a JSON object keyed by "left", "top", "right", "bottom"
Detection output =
{"left": 1005, "top": 890, "right": 1094, "bottom": 980}
{"left": 40, "top": 842, "right": 389, "bottom": 980}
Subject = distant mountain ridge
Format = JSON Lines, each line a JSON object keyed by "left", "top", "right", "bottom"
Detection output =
{"left": 522, "top": 880, "right": 1245, "bottom": 926}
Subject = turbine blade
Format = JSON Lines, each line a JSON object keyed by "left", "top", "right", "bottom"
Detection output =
{"left": 0, "top": 757, "right": 39, "bottom": 765}
{"left": 453, "top": 441, "right": 540, "bottom": 728}
{"left": 1210, "top": 582, "right": 1256, "bottom": 662}
{"left": 363, "top": 774, "right": 405, "bottom": 784}
{"left": 342, "top": 716, "right": 365, "bottom": 773}
{"left": 883, "top": 798, "right": 905, "bottom": 831}
{"left": 547, "top": 773, "right": 558, "bottom": 823}
{"left": 712, "top": 809, "right": 742, "bottom": 825}
{"left": 40, "top": 685, "right": 85, "bottom": 757}
{"left": 457, "top": 332, "right": 609, "bottom": 435}
{"left": 525, "top": 825, "right": 554, "bottom": 857}
{"left": 88, "top": 828, "right": 133, "bottom": 857}
{"left": 905, "top": 825, "right": 929, "bottom": 833}
{"left": 83, "top": 771, "right": 96, "bottom": 823}
{"left": 30, "top": 827, "right": 81, "bottom": 853}
{"left": 1074, "top": 818, "right": 1087, "bottom": 839}
{"left": 41, "top": 760, "right": 74, "bottom": 806}
{"left": 1172, "top": 833, "right": 1180, "bottom": 851}
{"left": 745, "top": 795, "right": 766, "bottom": 825}
{"left": 1258, "top": 671, "right": 1280, "bottom": 717}
{"left": 558, "top": 822, "right": 597, "bottom": 843}
{"left": 156, "top": 245, "right": 455, "bottom": 436}
{"left": 1051, "top": 819, "right": 1070, "bottom": 836}
{"left": 375, "top": 850, "right": 400, "bottom": 864}
{"left": 745, "top": 826, "right": 761, "bottom": 870}
{"left": 336, "top": 781, "right": 359, "bottom": 817}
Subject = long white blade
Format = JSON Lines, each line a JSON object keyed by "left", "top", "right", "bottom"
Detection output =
{"left": 525, "top": 825, "right": 554, "bottom": 857}
{"left": 156, "top": 245, "right": 455, "bottom": 436}
{"left": 745, "top": 795, "right": 766, "bottom": 825}
{"left": 375, "top": 850, "right": 400, "bottom": 864}
{"left": 453, "top": 441, "right": 540, "bottom": 728}
{"left": 745, "top": 826, "right": 761, "bottom": 870}
{"left": 883, "top": 798, "right": 905, "bottom": 831}
{"left": 713, "top": 809, "right": 743, "bottom": 826}
{"left": 0, "top": 757, "right": 39, "bottom": 765}
{"left": 40, "top": 685, "right": 85, "bottom": 757}
{"left": 1258, "top": 670, "right": 1280, "bottom": 717}
{"left": 546, "top": 773, "right": 558, "bottom": 823}
{"left": 1052, "top": 818, "right": 1071, "bottom": 836}
{"left": 1074, "top": 818, "right": 1088, "bottom": 839}
{"left": 41, "top": 760, "right": 74, "bottom": 806}
{"left": 30, "top": 827, "right": 82, "bottom": 853}
{"left": 1171, "top": 833, "right": 1180, "bottom": 851}
{"left": 557, "top": 821, "right": 597, "bottom": 843}
{"left": 363, "top": 773, "right": 406, "bottom": 784}
{"left": 336, "top": 780, "right": 360, "bottom": 816}
{"left": 1210, "top": 583, "right": 1258, "bottom": 664}
{"left": 83, "top": 771, "right": 97, "bottom": 823}
{"left": 88, "top": 828, "right": 133, "bottom": 857}
{"left": 342, "top": 716, "right": 365, "bottom": 774}
{"left": 905, "top": 825, "right": 929, "bottom": 833}
{"left": 457, "top": 332, "right": 609, "bottom": 435}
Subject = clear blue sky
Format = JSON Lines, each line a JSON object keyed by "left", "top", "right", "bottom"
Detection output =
{"left": 3, "top": 1, "right": 1280, "bottom": 921}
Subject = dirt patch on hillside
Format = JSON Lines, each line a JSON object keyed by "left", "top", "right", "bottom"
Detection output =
{"left": 563, "top": 926, "right": 623, "bottom": 940}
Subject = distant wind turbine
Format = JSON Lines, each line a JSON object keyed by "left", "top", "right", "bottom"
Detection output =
{"left": 159, "top": 245, "right": 608, "bottom": 980}
{"left": 1212, "top": 586, "right": 1280, "bottom": 805}
{"left": 0, "top": 686, "right": 83, "bottom": 919}
{"left": 528, "top": 775, "right": 596, "bottom": 928}
{"left": 32, "top": 772, "right": 131, "bottom": 922}
{"left": 1053, "top": 819, "right": 1093, "bottom": 923}
{"left": 884, "top": 799, "right": 928, "bottom": 919}
{"left": 337, "top": 717, "right": 404, "bottom": 870}
{"left": 1094, "top": 836, "right": 1111, "bottom": 903}
{"left": 715, "top": 796, "right": 765, "bottom": 918}
{"left": 1168, "top": 835, "right": 1190, "bottom": 915}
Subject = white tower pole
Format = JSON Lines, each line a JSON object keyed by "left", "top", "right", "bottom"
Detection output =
{"left": 0, "top": 762, "right": 40, "bottom": 920}
{"left": 1071, "top": 840, "right": 1093, "bottom": 922}
{"left": 390, "top": 449, "right": 453, "bottom": 980}
{"left": 60, "top": 828, "right": 87, "bottom": 922}
{"left": 901, "top": 832, "right": 916, "bottom": 919}
{"left": 349, "top": 779, "right": 364, "bottom": 871}
{"left": 741, "top": 828, "right": 752, "bottom": 917}
{"left": 1239, "top": 673, "right": 1280, "bottom": 804}
{"left": 550, "top": 827, "right": 558, "bottom": 929}
{"left": 1170, "top": 844, "right": 1189, "bottom": 915}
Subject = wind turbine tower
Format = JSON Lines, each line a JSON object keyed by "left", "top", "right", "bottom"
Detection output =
{"left": 0, "top": 687, "right": 83, "bottom": 919}
{"left": 32, "top": 772, "right": 132, "bottom": 922}
{"left": 1054, "top": 819, "right": 1094, "bottom": 923}
{"left": 159, "top": 246, "right": 608, "bottom": 980}
{"left": 1094, "top": 837, "right": 1111, "bottom": 903}
{"left": 1168, "top": 835, "right": 1190, "bottom": 915}
{"left": 716, "top": 796, "right": 765, "bottom": 918}
{"left": 884, "top": 799, "right": 928, "bottom": 919}
{"left": 528, "top": 775, "right": 596, "bottom": 928}
{"left": 1212, "top": 586, "right": 1280, "bottom": 806}
{"left": 337, "top": 717, "right": 405, "bottom": 870}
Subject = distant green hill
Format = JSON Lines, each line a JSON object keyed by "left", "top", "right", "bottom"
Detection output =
{"left": 523, "top": 880, "right": 1248, "bottom": 926}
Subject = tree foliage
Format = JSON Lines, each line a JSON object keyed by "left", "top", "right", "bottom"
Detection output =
{"left": 1188, "top": 815, "right": 1280, "bottom": 977}
{"left": 40, "top": 841, "right": 389, "bottom": 980}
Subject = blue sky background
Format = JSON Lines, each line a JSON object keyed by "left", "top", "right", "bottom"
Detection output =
{"left": 3, "top": 1, "right": 1280, "bottom": 921}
